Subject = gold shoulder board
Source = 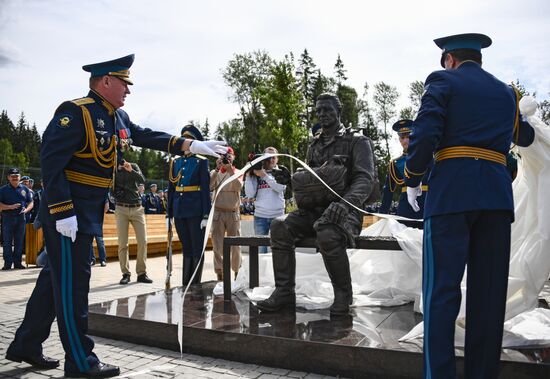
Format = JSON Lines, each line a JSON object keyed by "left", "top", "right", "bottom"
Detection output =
{"left": 71, "top": 97, "right": 95, "bottom": 106}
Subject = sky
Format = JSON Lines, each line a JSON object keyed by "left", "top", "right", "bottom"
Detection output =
{"left": 0, "top": 0, "right": 548, "bottom": 154}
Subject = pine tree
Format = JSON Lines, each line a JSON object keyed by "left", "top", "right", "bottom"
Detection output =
{"left": 201, "top": 118, "right": 210, "bottom": 139}
{"left": 334, "top": 54, "right": 347, "bottom": 85}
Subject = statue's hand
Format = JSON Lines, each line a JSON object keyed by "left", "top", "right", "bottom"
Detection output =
{"left": 323, "top": 202, "right": 349, "bottom": 225}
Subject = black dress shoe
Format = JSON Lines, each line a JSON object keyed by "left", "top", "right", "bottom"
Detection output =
{"left": 119, "top": 274, "right": 130, "bottom": 285}
{"left": 5, "top": 352, "right": 60, "bottom": 369}
{"left": 100, "top": 261, "right": 106, "bottom": 267}
{"left": 1, "top": 265, "right": 11, "bottom": 270}
{"left": 137, "top": 273, "right": 153, "bottom": 283}
{"left": 13, "top": 263, "right": 25, "bottom": 269}
{"left": 65, "top": 362, "right": 120, "bottom": 378}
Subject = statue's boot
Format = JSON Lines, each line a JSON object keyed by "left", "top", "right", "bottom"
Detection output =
{"left": 322, "top": 252, "right": 353, "bottom": 316}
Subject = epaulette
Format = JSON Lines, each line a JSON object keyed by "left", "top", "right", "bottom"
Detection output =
{"left": 71, "top": 97, "right": 95, "bottom": 106}
{"left": 195, "top": 154, "right": 207, "bottom": 160}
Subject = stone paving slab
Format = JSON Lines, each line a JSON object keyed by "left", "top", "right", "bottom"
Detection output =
{"left": 0, "top": 248, "right": 341, "bottom": 378}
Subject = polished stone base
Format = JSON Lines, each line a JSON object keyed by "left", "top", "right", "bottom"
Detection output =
{"left": 88, "top": 282, "right": 550, "bottom": 378}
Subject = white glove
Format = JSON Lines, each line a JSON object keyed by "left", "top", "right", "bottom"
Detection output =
{"left": 56, "top": 215, "right": 78, "bottom": 242}
{"left": 406, "top": 185, "right": 422, "bottom": 212}
{"left": 519, "top": 95, "right": 538, "bottom": 117}
{"left": 189, "top": 140, "right": 228, "bottom": 158}
{"left": 200, "top": 218, "right": 208, "bottom": 229}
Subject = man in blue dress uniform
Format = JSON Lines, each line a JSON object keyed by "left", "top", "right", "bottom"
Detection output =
{"left": 0, "top": 168, "right": 33, "bottom": 270}
{"left": 404, "top": 34, "right": 535, "bottom": 378}
{"left": 5, "top": 54, "right": 226, "bottom": 378}
{"left": 379, "top": 119, "right": 430, "bottom": 219}
{"left": 167, "top": 124, "right": 211, "bottom": 285}
{"left": 144, "top": 183, "right": 162, "bottom": 214}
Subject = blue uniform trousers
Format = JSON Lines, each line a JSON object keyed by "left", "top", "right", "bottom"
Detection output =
{"left": 7, "top": 222, "right": 99, "bottom": 374}
{"left": 174, "top": 216, "right": 204, "bottom": 258}
{"left": 423, "top": 211, "right": 511, "bottom": 379}
{"left": 1, "top": 213, "right": 26, "bottom": 267}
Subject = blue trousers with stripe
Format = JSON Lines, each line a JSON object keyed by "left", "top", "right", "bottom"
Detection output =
{"left": 7, "top": 222, "right": 99, "bottom": 374}
{"left": 423, "top": 211, "right": 511, "bottom": 379}
{"left": 174, "top": 216, "right": 205, "bottom": 257}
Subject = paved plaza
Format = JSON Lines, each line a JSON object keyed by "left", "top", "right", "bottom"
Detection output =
{"left": 0, "top": 248, "right": 337, "bottom": 379}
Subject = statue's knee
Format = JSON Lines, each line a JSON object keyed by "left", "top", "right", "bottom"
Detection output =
{"left": 315, "top": 225, "right": 345, "bottom": 253}
{"left": 270, "top": 216, "right": 292, "bottom": 249}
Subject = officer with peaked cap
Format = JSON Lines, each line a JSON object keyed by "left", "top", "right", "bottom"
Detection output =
{"left": 144, "top": 183, "right": 161, "bottom": 214}
{"left": 404, "top": 33, "right": 535, "bottom": 378}
{"left": 379, "top": 119, "right": 431, "bottom": 220}
{"left": 168, "top": 124, "right": 211, "bottom": 285}
{"left": 0, "top": 168, "right": 33, "bottom": 269}
{"left": 5, "top": 54, "right": 227, "bottom": 378}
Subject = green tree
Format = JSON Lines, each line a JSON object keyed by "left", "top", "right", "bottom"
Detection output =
{"left": 359, "top": 83, "right": 387, "bottom": 190}
{"left": 540, "top": 96, "right": 550, "bottom": 124}
{"left": 257, "top": 55, "right": 307, "bottom": 171}
{"left": 399, "top": 106, "right": 415, "bottom": 120}
{"left": 215, "top": 119, "right": 245, "bottom": 164}
{"left": 0, "top": 110, "right": 15, "bottom": 141}
{"left": 336, "top": 84, "right": 360, "bottom": 129}
{"left": 334, "top": 54, "right": 347, "bottom": 85}
{"left": 296, "top": 49, "right": 317, "bottom": 129}
{"left": 222, "top": 50, "right": 274, "bottom": 149}
{"left": 409, "top": 80, "right": 425, "bottom": 111}
{"left": 373, "top": 82, "right": 399, "bottom": 161}
{"left": 201, "top": 118, "right": 211, "bottom": 139}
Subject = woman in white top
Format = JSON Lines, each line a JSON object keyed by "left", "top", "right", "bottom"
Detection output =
{"left": 244, "top": 147, "right": 286, "bottom": 253}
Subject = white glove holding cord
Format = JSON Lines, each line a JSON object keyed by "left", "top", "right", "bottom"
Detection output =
{"left": 189, "top": 140, "right": 228, "bottom": 158}
{"left": 56, "top": 215, "right": 78, "bottom": 242}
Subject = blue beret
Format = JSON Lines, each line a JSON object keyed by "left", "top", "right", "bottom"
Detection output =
{"left": 392, "top": 119, "right": 413, "bottom": 135}
{"left": 82, "top": 54, "right": 135, "bottom": 85}
{"left": 434, "top": 33, "right": 491, "bottom": 67}
{"left": 180, "top": 124, "right": 204, "bottom": 141}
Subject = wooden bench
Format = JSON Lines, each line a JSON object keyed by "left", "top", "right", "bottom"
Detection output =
{"left": 24, "top": 224, "right": 44, "bottom": 266}
{"left": 222, "top": 215, "right": 404, "bottom": 301}
{"left": 99, "top": 214, "right": 182, "bottom": 258}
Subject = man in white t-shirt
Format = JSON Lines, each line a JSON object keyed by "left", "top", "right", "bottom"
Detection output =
{"left": 244, "top": 147, "right": 286, "bottom": 253}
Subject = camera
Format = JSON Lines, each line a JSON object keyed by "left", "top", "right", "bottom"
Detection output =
{"left": 221, "top": 154, "right": 230, "bottom": 165}
{"left": 247, "top": 152, "right": 269, "bottom": 171}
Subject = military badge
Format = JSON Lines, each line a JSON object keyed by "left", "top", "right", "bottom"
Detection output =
{"left": 57, "top": 114, "right": 73, "bottom": 128}
{"left": 21, "top": 189, "right": 26, "bottom": 197}
{"left": 97, "top": 118, "right": 105, "bottom": 129}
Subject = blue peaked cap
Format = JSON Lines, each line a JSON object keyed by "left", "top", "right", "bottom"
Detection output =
{"left": 181, "top": 124, "right": 204, "bottom": 141}
{"left": 82, "top": 54, "right": 135, "bottom": 85}
{"left": 392, "top": 119, "right": 413, "bottom": 136}
{"left": 434, "top": 33, "right": 491, "bottom": 67}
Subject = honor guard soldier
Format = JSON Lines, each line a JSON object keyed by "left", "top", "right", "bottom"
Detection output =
{"left": 379, "top": 119, "right": 431, "bottom": 219}
{"left": 0, "top": 168, "right": 33, "bottom": 269}
{"left": 144, "top": 183, "right": 161, "bottom": 214}
{"left": 5, "top": 54, "right": 227, "bottom": 378}
{"left": 168, "top": 124, "right": 211, "bottom": 285}
{"left": 404, "top": 34, "right": 535, "bottom": 378}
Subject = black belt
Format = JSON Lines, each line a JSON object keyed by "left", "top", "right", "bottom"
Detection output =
{"left": 117, "top": 202, "right": 142, "bottom": 208}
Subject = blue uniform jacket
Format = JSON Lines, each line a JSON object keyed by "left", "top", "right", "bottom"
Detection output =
{"left": 167, "top": 155, "right": 211, "bottom": 219}
{"left": 379, "top": 155, "right": 431, "bottom": 219}
{"left": 405, "top": 62, "right": 535, "bottom": 218}
{"left": 40, "top": 90, "right": 185, "bottom": 236}
{"left": 143, "top": 193, "right": 161, "bottom": 214}
{"left": 0, "top": 184, "right": 33, "bottom": 217}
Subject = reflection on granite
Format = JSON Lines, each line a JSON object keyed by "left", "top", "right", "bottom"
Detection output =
{"left": 88, "top": 281, "right": 550, "bottom": 370}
